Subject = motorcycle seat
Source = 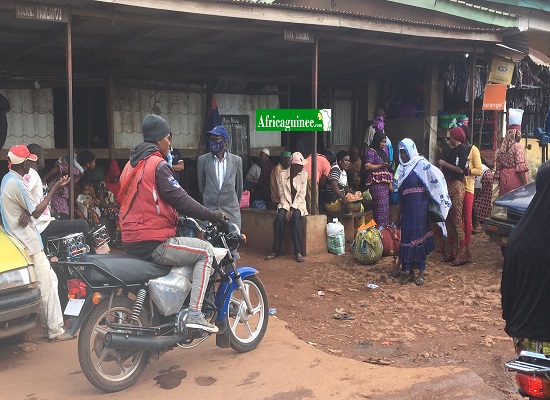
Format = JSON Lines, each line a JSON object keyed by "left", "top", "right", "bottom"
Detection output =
{"left": 75, "top": 254, "right": 170, "bottom": 285}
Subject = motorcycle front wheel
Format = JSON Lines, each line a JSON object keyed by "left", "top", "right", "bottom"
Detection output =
{"left": 228, "top": 275, "right": 269, "bottom": 352}
{"left": 78, "top": 296, "right": 150, "bottom": 393}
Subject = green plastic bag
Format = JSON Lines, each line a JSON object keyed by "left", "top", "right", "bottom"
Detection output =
{"left": 352, "top": 227, "right": 383, "bottom": 265}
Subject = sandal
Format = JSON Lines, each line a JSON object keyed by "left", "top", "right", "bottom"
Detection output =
{"left": 265, "top": 253, "right": 281, "bottom": 260}
{"left": 401, "top": 274, "right": 414, "bottom": 285}
{"left": 390, "top": 269, "right": 401, "bottom": 278}
{"left": 450, "top": 259, "right": 467, "bottom": 267}
{"left": 415, "top": 277, "right": 424, "bottom": 286}
{"left": 295, "top": 253, "right": 305, "bottom": 263}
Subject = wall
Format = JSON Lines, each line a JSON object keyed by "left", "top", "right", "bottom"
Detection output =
{"left": 385, "top": 117, "right": 426, "bottom": 156}
{"left": 1, "top": 88, "right": 55, "bottom": 149}
{"left": 215, "top": 93, "right": 280, "bottom": 148}
{"left": 112, "top": 87, "right": 203, "bottom": 150}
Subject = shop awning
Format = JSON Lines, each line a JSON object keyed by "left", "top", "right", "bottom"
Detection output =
{"left": 528, "top": 47, "right": 550, "bottom": 68}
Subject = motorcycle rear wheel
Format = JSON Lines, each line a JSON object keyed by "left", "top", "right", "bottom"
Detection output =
{"left": 78, "top": 296, "right": 150, "bottom": 393}
{"left": 228, "top": 275, "right": 269, "bottom": 352}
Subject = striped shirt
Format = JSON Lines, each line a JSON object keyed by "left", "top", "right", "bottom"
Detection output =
{"left": 1, "top": 170, "right": 43, "bottom": 255}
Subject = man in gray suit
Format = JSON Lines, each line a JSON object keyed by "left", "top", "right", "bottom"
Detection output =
{"left": 198, "top": 126, "right": 243, "bottom": 229}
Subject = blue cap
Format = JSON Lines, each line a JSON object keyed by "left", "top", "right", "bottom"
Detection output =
{"left": 207, "top": 126, "right": 230, "bottom": 142}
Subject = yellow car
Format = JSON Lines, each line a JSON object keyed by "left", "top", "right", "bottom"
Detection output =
{"left": 0, "top": 226, "right": 41, "bottom": 342}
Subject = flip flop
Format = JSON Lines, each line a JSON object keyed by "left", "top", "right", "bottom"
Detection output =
{"left": 265, "top": 253, "right": 281, "bottom": 260}
{"left": 415, "top": 277, "right": 424, "bottom": 286}
{"left": 49, "top": 333, "right": 77, "bottom": 342}
{"left": 450, "top": 259, "right": 467, "bottom": 267}
{"left": 295, "top": 253, "right": 305, "bottom": 263}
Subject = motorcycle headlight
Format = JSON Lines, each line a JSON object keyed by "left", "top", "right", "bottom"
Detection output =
{"left": 491, "top": 205, "right": 508, "bottom": 221}
{"left": 0, "top": 267, "right": 31, "bottom": 290}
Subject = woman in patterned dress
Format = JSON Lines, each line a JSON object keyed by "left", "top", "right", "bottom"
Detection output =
{"left": 495, "top": 126, "right": 529, "bottom": 197}
{"left": 396, "top": 139, "right": 450, "bottom": 285}
{"left": 363, "top": 129, "right": 393, "bottom": 225}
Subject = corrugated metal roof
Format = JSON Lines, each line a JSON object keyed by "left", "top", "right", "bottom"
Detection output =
{"left": 216, "top": 0, "right": 510, "bottom": 31}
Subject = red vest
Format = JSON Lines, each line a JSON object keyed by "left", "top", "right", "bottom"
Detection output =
{"left": 119, "top": 153, "right": 177, "bottom": 243}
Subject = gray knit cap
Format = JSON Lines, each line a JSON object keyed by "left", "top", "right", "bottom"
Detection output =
{"left": 142, "top": 114, "right": 170, "bottom": 143}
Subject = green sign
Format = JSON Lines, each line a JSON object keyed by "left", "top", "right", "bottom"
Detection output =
{"left": 256, "top": 109, "right": 331, "bottom": 132}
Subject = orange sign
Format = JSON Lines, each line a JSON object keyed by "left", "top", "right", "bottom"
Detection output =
{"left": 483, "top": 84, "right": 507, "bottom": 110}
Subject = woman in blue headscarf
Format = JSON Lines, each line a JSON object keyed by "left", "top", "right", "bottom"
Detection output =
{"left": 395, "top": 139, "right": 451, "bottom": 285}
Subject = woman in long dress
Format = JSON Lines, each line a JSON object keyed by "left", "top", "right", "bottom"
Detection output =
{"left": 363, "top": 130, "right": 393, "bottom": 225}
{"left": 438, "top": 126, "right": 469, "bottom": 266}
{"left": 396, "top": 139, "right": 450, "bottom": 285}
{"left": 495, "top": 126, "right": 529, "bottom": 196}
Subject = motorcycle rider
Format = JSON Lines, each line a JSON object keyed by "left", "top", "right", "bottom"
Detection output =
{"left": 118, "top": 114, "right": 224, "bottom": 333}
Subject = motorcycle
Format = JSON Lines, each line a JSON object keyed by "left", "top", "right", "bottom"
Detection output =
{"left": 50, "top": 217, "right": 268, "bottom": 393}
{"left": 506, "top": 343, "right": 550, "bottom": 399}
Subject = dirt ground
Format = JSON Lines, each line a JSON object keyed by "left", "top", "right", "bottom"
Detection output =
{"left": 239, "top": 230, "right": 521, "bottom": 399}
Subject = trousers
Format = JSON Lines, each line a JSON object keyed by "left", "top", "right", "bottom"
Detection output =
{"left": 31, "top": 251, "right": 65, "bottom": 339}
{"left": 272, "top": 208, "right": 303, "bottom": 255}
{"left": 149, "top": 237, "right": 215, "bottom": 313}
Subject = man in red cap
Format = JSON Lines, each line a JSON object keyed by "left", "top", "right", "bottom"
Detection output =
{"left": 1, "top": 145, "right": 75, "bottom": 341}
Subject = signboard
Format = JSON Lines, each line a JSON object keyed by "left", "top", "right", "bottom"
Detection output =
{"left": 256, "top": 109, "right": 331, "bottom": 132}
{"left": 16, "top": 2, "right": 69, "bottom": 23}
{"left": 283, "top": 30, "right": 315, "bottom": 43}
{"left": 482, "top": 84, "right": 507, "bottom": 111}
{"left": 488, "top": 56, "right": 515, "bottom": 85}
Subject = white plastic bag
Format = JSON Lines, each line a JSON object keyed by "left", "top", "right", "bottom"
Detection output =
{"left": 327, "top": 218, "right": 345, "bottom": 255}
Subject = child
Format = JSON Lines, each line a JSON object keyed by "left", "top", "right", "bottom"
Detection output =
{"left": 75, "top": 181, "right": 101, "bottom": 226}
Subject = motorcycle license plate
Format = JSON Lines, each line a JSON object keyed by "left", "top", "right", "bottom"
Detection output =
{"left": 64, "top": 298, "right": 85, "bottom": 316}
{"left": 95, "top": 243, "right": 110, "bottom": 254}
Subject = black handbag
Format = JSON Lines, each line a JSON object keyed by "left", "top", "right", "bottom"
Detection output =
{"left": 428, "top": 197, "right": 445, "bottom": 223}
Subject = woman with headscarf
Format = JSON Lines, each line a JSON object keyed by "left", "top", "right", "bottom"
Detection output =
{"left": 97, "top": 160, "right": 122, "bottom": 244}
{"left": 43, "top": 149, "right": 96, "bottom": 218}
{"left": 395, "top": 139, "right": 450, "bottom": 285}
{"left": 437, "top": 126, "right": 469, "bottom": 266}
{"left": 501, "top": 161, "right": 550, "bottom": 351}
{"left": 103, "top": 159, "right": 121, "bottom": 198}
{"left": 363, "top": 129, "right": 393, "bottom": 225}
{"left": 495, "top": 125, "right": 529, "bottom": 197}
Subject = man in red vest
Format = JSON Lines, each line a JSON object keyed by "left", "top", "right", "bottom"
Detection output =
{"left": 118, "top": 114, "right": 225, "bottom": 333}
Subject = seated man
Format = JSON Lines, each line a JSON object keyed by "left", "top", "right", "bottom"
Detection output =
{"left": 265, "top": 152, "right": 308, "bottom": 263}
{"left": 119, "top": 114, "right": 225, "bottom": 333}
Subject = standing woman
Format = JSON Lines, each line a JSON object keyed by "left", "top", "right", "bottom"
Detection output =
{"left": 462, "top": 130, "right": 483, "bottom": 257}
{"left": 472, "top": 163, "right": 495, "bottom": 231}
{"left": 396, "top": 139, "right": 450, "bottom": 285}
{"left": 495, "top": 125, "right": 529, "bottom": 197}
{"left": 438, "top": 126, "right": 469, "bottom": 266}
{"left": 363, "top": 130, "right": 393, "bottom": 225}
{"left": 43, "top": 149, "right": 97, "bottom": 218}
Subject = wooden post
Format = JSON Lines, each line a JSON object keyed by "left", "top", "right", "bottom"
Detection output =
{"left": 66, "top": 16, "right": 74, "bottom": 219}
{"left": 470, "top": 49, "right": 477, "bottom": 144}
{"left": 311, "top": 36, "right": 318, "bottom": 215}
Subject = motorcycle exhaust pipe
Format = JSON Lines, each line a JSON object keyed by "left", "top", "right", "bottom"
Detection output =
{"left": 104, "top": 331, "right": 186, "bottom": 351}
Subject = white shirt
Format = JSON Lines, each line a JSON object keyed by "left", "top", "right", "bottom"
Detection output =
{"left": 245, "top": 163, "right": 261, "bottom": 184}
{"left": 213, "top": 152, "right": 227, "bottom": 190}
{"left": 25, "top": 168, "right": 54, "bottom": 233}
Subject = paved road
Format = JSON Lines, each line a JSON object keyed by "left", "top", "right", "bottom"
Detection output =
{"left": 0, "top": 317, "right": 506, "bottom": 400}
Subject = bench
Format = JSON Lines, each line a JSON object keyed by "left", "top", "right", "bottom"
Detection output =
{"left": 240, "top": 208, "right": 327, "bottom": 256}
{"left": 325, "top": 210, "right": 373, "bottom": 243}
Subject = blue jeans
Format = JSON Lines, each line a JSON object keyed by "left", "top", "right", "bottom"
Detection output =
{"left": 149, "top": 237, "right": 214, "bottom": 313}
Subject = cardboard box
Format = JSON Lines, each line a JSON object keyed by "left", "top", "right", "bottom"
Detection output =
{"left": 488, "top": 56, "right": 515, "bottom": 85}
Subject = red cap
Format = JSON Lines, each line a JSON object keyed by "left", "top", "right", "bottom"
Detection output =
{"left": 7, "top": 145, "right": 38, "bottom": 166}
